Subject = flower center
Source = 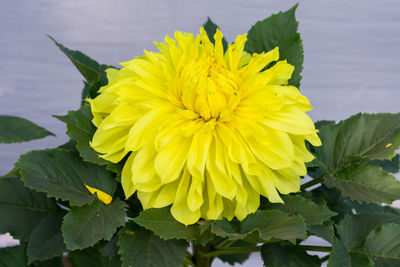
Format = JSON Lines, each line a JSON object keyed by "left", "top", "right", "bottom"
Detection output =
{"left": 171, "top": 52, "right": 241, "bottom": 124}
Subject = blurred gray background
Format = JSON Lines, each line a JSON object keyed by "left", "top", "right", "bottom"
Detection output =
{"left": 0, "top": 0, "right": 399, "bottom": 266}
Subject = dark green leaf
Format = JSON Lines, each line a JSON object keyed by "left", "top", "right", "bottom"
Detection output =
{"left": 264, "top": 195, "right": 337, "bottom": 225}
{"left": 352, "top": 201, "right": 400, "bottom": 215}
{"left": 54, "top": 104, "right": 107, "bottom": 166}
{"left": 48, "top": 36, "right": 114, "bottom": 85}
{"left": 0, "top": 244, "right": 27, "bottom": 267}
{"left": 324, "top": 162, "right": 400, "bottom": 204}
{"left": 27, "top": 210, "right": 66, "bottom": 264}
{"left": 0, "top": 177, "right": 56, "bottom": 241}
{"left": 310, "top": 186, "right": 353, "bottom": 222}
{"left": 118, "top": 222, "right": 188, "bottom": 267}
{"left": 328, "top": 239, "right": 373, "bottom": 267}
{"left": 245, "top": 4, "right": 303, "bottom": 87}
{"left": 315, "top": 113, "right": 400, "bottom": 174}
{"left": 211, "top": 210, "right": 307, "bottom": 243}
{"left": 336, "top": 214, "right": 400, "bottom": 249}
{"left": 57, "top": 139, "right": 77, "bottom": 151}
{"left": 261, "top": 243, "right": 320, "bottom": 267}
{"left": 203, "top": 17, "right": 228, "bottom": 51}
{"left": 17, "top": 149, "right": 116, "bottom": 206}
{"left": 315, "top": 120, "right": 335, "bottom": 130}
{"left": 371, "top": 154, "right": 400, "bottom": 173}
{"left": 99, "top": 235, "right": 120, "bottom": 260}
{"left": 62, "top": 198, "right": 127, "bottom": 250}
{"left": 0, "top": 167, "right": 21, "bottom": 179}
{"left": 364, "top": 223, "right": 400, "bottom": 267}
{"left": 0, "top": 115, "right": 54, "bottom": 144}
{"left": 69, "top": 246, "right": 121, "bottom": 267}
{"left": 81, "top": 81, "right": 102, "bottom": 104}
{"left": 309, "top": 221, "right": 335, "bottom": 243}
{"left": 196, "top": 221, "right": 215, "bottom": 246}
{"left": 133, "top": 207, "right": 200, "bottom": 241}
{"left": 31, "top": 257, "right": 64, "bottom": 267}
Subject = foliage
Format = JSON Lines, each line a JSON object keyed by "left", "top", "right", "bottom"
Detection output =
{"left": 0, "top": 4, "right": 399, "bottom": 267}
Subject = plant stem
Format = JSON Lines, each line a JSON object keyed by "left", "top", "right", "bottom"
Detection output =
{"left": 300, "top": 177, "right": 323, "bottom": 191}
{"left": 202, "top": 246, "right": 262, "bottom": 258}
{"left": 193, "top": 242, "right": 212, "bottom": 267}
{"left": 300, "top": 245, "right": 332, "bottom": 253}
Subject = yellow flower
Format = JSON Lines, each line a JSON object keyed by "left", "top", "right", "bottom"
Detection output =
{"left": 88, "top": 27, "right": 321, "bottom": 225}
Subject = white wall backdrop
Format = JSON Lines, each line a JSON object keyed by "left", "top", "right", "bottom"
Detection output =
{"left": 0, "top": 0, "right": 399, "bottom": 265}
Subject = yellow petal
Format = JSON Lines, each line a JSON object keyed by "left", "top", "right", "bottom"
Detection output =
{"left": 121, "top": 153, "right": 136, "bottom": 199}
{"left": 84, "top": 184, "right": 113, "bottom": 205}
{"left": 171, "top": 168, "right": 201, "bottom": 225}
{"left": 155, "top": 136, "right": 191, "bottom": 184}
{"left": 137, "top": 179, "right": 178, "bottom": 209}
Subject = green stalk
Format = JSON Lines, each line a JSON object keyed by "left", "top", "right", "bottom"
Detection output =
{"left": 215, "top": 239, "right": 236, "bottom": 249}
{"left": 202, "top": 246, "right": 262, "bottom": 258}
{"left": 300, "top": 245, "right": 332, "bottom": 253}
{"left": 320, "top": 255, "right": 330, "bottom": 263}
{"left": 202, "top": 245, "right": 332, "bottom": 258}
{"left": 300, "top": 177, "right": 323, "bottom": 191}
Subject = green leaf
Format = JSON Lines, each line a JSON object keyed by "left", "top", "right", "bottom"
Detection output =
{"left": 31, "top": 257, "right": 64, "bottom": 267}
{"left": 57, "top": 139, "right": 77, "bottom": 151}
{"left": 69, "top": 246, "right": 121, "bottom": 267}
{"left": 81, "top": 80, "right": 102, "bottom": 105}
{"left": 261, "top": 243, "right": 320, "bottom": 267}
{"left": 315, "top": 113, "right": 400, "bottom": 174}
{"left": 324, "top": 162, "right": 400, "bottom": 204}
{"left": 364, "top": 223, "right": 400, "bottom": 266}
{"left": 328, "top": 239, "right": 373, "bottom": 267}
{"left": 132, "top": 207, "right": 200, "bottom": 241}
{"left": 0, "top": 177, "right": 56, "bottom": 241}
{"left": 0, "top": 116, "right": 54, "bottom": 144}
{"left": 54, "top": 104, "right": 107, "bottom": 166}
{"left": 352, "top": 201, "right": 400, "bottom": 215}
{"left": 308, "top": 220, "right": 335, "bottom": 243}
{"left": 99, "top": 235, "right": 120, "bottom": 260}
{"left": 310, "top": 186, "right": 353, "bottom": 221}
{"left": 196, "top": 221, "right": 215, "bottom": 246}
{"left": 315, "top": 120, "right": 335, "bottom": 130}
{"left": 371, "top": 154, "right": 399, "bottom": 173}
{"left": 48, "top": 36, "right": 114, "bottom": 85}
{"left": 62, "top": 198, "right": 127, "bottom": 250}
{"left": 245, "top": 4, "right": 303, "bottom": 87}
{"left": 211, "top": 210, "right": 307, "bottom": 243}
{"left": 118, "top": 222, "right": 188, "bottom": 267}
{"left": 264, "top": 195, "right": 337, "bottom": 225}
{"left": 0, "top": 244, "right": 27, "bottom": 267}
{"left": 27, "top": 210, "right": 66, "bottom": 264}
{"left": 336, "top": 214, "right": 400, "bottom": 249}
{"left": 17, "top": 149, "right": 116, "bottom": 206}
{"left": 203, "top": 17, "right": 228, "bottom": 51}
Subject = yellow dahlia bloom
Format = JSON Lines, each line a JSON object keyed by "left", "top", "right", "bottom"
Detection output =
{"left": 88, "top": 27, "right": 321, "bottom": 225}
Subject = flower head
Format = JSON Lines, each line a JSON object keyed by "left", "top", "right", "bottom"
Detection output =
{"left": 88, "top": 27, "right": 321, "bottom": 225}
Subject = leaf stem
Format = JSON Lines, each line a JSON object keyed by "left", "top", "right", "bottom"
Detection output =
{"left": 320, "top": 255, "right": 330, "bottom": 263}
{"left": 300, "top": 177, "right": 323, "bottom": 191}
{"left": 215, "top": 239, "right": 236, "bottom": 249}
